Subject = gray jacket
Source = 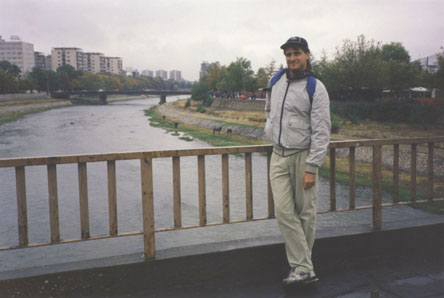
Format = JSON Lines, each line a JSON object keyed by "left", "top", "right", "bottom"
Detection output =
{"left": 264, "top": 73, "right": 331, "bottom": 173}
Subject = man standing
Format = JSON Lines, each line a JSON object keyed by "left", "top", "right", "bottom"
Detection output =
{"left": 264, "top": 36, "right": 331, "bottom": 286}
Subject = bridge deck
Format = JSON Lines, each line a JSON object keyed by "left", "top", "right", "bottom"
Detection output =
{"left": 1, "top": 217, "right": 443, "bottom": 298}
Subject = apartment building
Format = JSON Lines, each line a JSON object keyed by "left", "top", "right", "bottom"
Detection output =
{"left": 34, "top": 51, "right": 47, "bottom": 69}
{"left": 34, "top": 52, "right": 52, "bottom": 70}
{"left": 51, "top": 47, "right": 84, "bottom": 71}
{"left": 155, "top": 70, "right": 168, "bottom": 80}
{"left": 0, "top": 35, "right": 35, "bottom": 74}
{"left": 199, "top": 61, "right": 212, "bottom": 79}
{"left": 45, "top": 54, "right": 52, "bottom": 70}
{"left": 104, "top": 57, "right": 123, "bottom": 74}
{"left": 51, "top": 47, "right": 122, "bottom": 74}
{"left": 142, "top": 69, "right": 154, "bottom": 77}
{"left": 82, "top": 52, "right": 105, "bottom": 73}
{"left": 169, "top": 69, "right": 182, "bottom": 81}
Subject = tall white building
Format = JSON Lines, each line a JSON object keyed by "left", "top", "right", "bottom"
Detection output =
{"left": 0, "top": 35, "right": 35, "bottom": 74}
{"left": 142, "top": 69, "right": 154, "bottom": 77}
{"left": 51, "top": 47, "right": 84, "bottom": 71}
{"left": 199, "top": 61, "right": 212, "bottom": 79}
{"left": 51, "top": 47, "right": 122, "bottom": 74}
{"left": 82, "top": 52, "right": 105, "bottom": 74}
{"left": 156, "top": 70, "right": 168, "bottom": 80}
{"left": 104, "top": 57, "right": 123, "bottom": 74}
{"left": 169, "top": 69, "right": 182, "bottom": 81}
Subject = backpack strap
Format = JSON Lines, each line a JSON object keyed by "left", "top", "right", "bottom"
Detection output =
{"left": 270, "top": 68, "right": 287, "bottom": 89}
{"left": 306, "top": 75, "right": 316, "bottom": 105}
{"left": 268, "top": 68, "right": 317, "bottom": 105}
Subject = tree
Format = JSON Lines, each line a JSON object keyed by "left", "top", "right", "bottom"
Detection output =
{"left": 191, "top": 81, "right": 211, "bottom": 106}
{"left": 56, "top": 64, "right": 82, "bottom": 91}
{"left": 313, "top": 52, "right": 343, "bottom": 94}
{"left": 46, "top": 70, "right": 59, "bottom": 92}
{"left": 79, "top": 72, "right": 104, "bottom": 90}
{"left": 151, "top": 77, "right": 165, "bottom": 90}
{"left": 313, "top": 35, "right": 421, "bottom": 101}
{"left": 19, "top": 74, "right": 38, "bottom": 92}
{"left": 256, "top": 67, "right": 269, "bottom": 89}
{"left": 29, "top": 67, "right": 53, "bottom": 93}
{"left": 0, "top": 61, "right": 21, "bottom": 93}
{"left": 0, "top": 60, "right": 21, "bottom": 77}
{"left": 225, "top": 57, "right": 255, "bottom": 94}
{"left": 334, "top": 35, "right": 384, "bottom": 94}
{"left": 265, "top": 60, "right": 276, "bottom": 79}
{"left": 381, "top": 42, "right": 410, "bottom": 63}
{"left": 382, "top": 59, "right": 421, "bottom": 95}
{"left": 202, "top": 62, "right": 224, "bottom": 91}
{"left": 100, "top": 74, "right": 122, "bottom": 90}
{"left": 379, "top": 42, "right": 421, "bottom": 95}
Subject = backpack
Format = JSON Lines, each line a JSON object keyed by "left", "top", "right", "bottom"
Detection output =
{"left": 269, "top": 68, "right": 316, "bottom": 104}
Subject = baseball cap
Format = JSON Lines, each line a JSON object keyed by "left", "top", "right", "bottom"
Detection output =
{"left": 280, "top": 36, "right": 309, "bottom": 51}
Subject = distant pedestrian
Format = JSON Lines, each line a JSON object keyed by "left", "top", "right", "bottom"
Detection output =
{"left": 264, "top": 36, "right": 331, "bottom": 286}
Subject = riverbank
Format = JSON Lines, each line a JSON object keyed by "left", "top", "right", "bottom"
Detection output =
{"left": 147, "top": 99, "right": 444, "bottom": 213}
{"left": 0, "top": 95, "right": 150, "bottom": 126}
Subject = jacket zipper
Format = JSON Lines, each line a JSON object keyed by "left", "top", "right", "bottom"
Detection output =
{"left": 278, "top": 81, "right": 291, "bottom": 151}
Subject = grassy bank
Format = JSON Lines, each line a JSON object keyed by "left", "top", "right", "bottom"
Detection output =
{"left": 145, "top": 105, "right": 266, "bottom": 147}
{"left": 146, "top": 103, "right": 444, "bottom": 214}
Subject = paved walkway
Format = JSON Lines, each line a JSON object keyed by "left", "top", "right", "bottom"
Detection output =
{"left": 1, "top": 219, "right": 443, "bottom": 298}
{"left": 127, "top": 250, "right": 444, "bottom": 298}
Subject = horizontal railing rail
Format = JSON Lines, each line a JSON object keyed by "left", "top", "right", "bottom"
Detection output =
{"left": 1, "top": 137, "right": 443, "bottom": 258}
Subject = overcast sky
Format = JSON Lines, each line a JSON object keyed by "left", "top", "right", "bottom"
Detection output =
{"left": 1, "top": 0, "right": 442, "bottom": 81}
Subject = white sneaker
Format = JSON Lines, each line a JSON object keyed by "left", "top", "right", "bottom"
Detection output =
{"left": 282, "top": 268, "right": 319, "bottom": 286}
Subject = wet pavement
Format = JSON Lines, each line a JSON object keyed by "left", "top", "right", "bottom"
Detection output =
{"left": 1, "top": 218, "right": 443, "bottom": 298}
{"left": 126, "top": 251, "right": 444, "bottom": 298}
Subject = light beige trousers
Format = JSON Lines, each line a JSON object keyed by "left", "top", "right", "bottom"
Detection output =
{"left": 270, "top": 150, "right": 318, "bottom": 272}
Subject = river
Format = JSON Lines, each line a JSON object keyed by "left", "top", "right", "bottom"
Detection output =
{"left": 0, "top": 96, "right": 437, "bottom": 274}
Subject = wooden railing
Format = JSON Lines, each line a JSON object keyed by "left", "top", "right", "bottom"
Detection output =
{"left": 0, "top": 137, "right": 443, "bottom": 258}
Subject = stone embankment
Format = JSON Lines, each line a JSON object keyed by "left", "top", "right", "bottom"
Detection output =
{"left": 156, "top": 100, "right": 444, "bottom": 178}
{"left": 210, "top": 98, "right": 266, "bottom": 111}
{"left": 334, "top": 145, "right": 444, "bottom": 178}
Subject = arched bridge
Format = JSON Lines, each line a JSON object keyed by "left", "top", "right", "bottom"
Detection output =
{"left": 50, "top": 90, "right": 191, "bottom": 104}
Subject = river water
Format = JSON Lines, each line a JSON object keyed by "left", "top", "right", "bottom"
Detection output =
{"left": 0, "top": 97, "right": 437, "bottom": 274}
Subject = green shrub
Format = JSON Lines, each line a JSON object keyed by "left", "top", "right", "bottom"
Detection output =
{"left": 192, "top": 81, "right": 210, "bottom": 101}
{"left": 196, "top": 105, "right": 206, "bottom": 113}
{"left": 203, "top": 97, "right": 213, "bottom": 107}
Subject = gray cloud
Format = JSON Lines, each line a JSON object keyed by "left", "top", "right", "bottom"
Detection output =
{"left": 1, "top": 0, "right": 442, "bottom": 80}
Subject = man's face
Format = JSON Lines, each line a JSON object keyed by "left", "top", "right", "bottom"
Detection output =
{"left": 284, "top": 47, "right": 310, "bottom": 72}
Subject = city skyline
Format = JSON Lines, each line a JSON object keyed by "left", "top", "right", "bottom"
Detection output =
{"left": 1, "top": 36, "right": 185, "bottom": 80}
{"left": 1, "top": 0, "right": 443, "bottom": 81}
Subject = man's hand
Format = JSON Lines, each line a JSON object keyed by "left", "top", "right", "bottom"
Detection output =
{"left": 303, "top": 172, "right": 316, "bottom": 190}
